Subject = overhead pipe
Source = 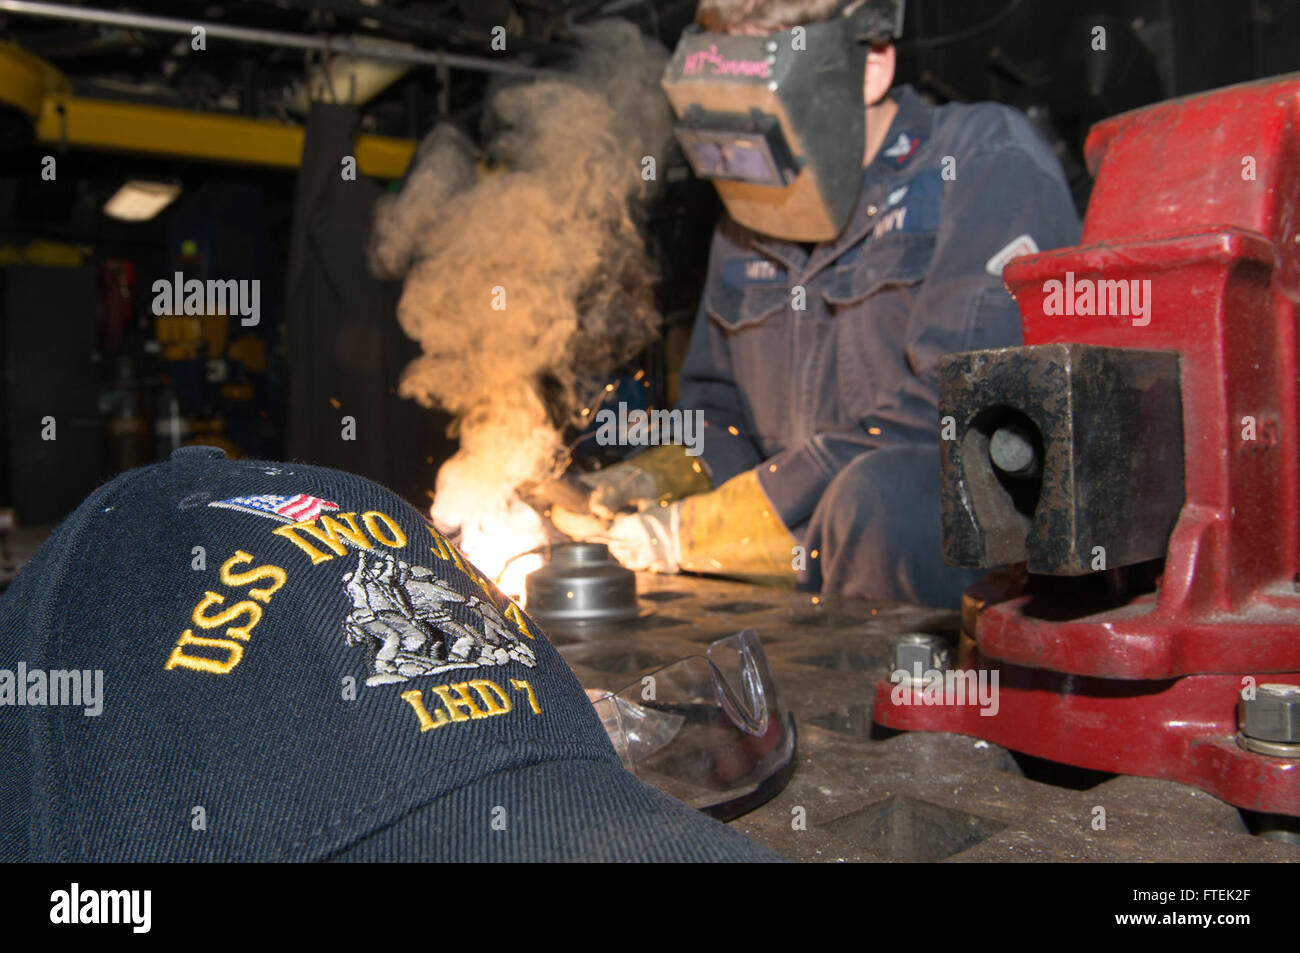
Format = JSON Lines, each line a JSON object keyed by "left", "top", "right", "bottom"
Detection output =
{"left": 0, "top": 0, "right": 561, "bottom": 79}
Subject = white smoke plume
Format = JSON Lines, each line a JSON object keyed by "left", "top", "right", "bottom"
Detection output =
{"left": 368, "top": 19, "right": 674, "bottom": 592}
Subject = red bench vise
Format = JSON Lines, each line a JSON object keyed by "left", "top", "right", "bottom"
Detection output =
{"left": 874, "top": 75, "right": 1300, "bottom": 817}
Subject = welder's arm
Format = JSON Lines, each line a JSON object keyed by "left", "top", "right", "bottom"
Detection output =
{"left": 756, "top": 145, "right": 1083, "bottom": 530}
{"left": 606, "top": 469, "right": 797, "bottom": 588}
{"left": 577, "top": 243, "right": 754, "bottom": 519}
{"left": 675, "top": 241, "right": 767, "bottom": 488}
{"left": 579, "top": 443, "right": 711, "bottom": 518}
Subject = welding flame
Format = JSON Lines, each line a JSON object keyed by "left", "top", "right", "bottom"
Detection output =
{"left": 369, "top": 20, "right": 672, "bottom": 605}
{"left": 428, "top": 391, "right": 557, "bottom": 602}
{"left": 450, "top": 497, "right": 546, "bottom": 603}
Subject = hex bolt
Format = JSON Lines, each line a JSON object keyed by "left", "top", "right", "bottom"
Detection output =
{"left": 891, "top": 632, "right": 951, "bottom": 679}
{"left": 989, "top": 424, "right": 1040, "bottom": 478}
{"left": 1239, "top": 683, "right": 1300, "bottom": 744}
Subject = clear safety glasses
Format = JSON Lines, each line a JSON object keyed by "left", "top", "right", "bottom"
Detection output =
{"left": 588, "top": 629, "right": 796, "bottom": 821}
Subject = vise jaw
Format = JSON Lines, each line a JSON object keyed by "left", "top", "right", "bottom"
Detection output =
{"left": 939, "top": 343, "right": 1183, "bottom": 575}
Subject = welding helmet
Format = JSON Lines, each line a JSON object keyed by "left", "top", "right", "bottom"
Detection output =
{"left": 662, "top": 0, "right": 904, "bottom": 242}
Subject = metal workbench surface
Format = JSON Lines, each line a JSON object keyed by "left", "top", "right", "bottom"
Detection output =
{"left": 550, "top": 572, "right": 1298, "bottom": 862}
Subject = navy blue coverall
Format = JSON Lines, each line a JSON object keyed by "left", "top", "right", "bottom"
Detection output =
{"left": 677, "top": 85, "right": 1082, "bottom": 607}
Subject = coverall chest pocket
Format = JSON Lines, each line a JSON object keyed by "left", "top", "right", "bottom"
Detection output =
{"left": 704, "top": 281, "right": 791, "bottom": 454}
{"left": 824, "top": 231, "right": 935, "bottom": 418}
{"left": 705, "top": 283, "right": 788, "bottom": 331}
{"left": 822, "top": 232, "right": 933, "bottom": 306}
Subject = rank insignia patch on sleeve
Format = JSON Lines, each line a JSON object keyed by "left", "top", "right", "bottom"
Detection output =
{"left": 985, "top": 233, "right": 1040, "bottom": 276}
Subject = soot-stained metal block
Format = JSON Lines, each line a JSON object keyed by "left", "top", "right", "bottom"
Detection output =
{"left": 939, "top": 342, "right": 1184, "bottom": 575}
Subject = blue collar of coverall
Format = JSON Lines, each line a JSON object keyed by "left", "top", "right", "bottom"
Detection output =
{"left": 750, "top": 84, "right": 936, "bottom": 275}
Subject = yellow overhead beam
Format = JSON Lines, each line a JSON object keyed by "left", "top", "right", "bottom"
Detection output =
{"left": 32, "top": 94, "right": 416, "bottom": 179}
{"left": 0, "top": 40, "right": 415, "bottom": 178}
{"left": 0, "top": 40, "right": 68, "bottom": 116}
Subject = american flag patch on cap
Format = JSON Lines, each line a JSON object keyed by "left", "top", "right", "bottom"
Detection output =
{"left": 209, "top": 493, "right": 340, "bottom": 523}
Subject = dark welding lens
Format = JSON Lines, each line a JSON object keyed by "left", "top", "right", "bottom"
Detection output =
{"left": 673, "top": 109, "right": 798, "bottom": 187}
{"left": 677, "top": 129, "right": 785, "bottom": 185}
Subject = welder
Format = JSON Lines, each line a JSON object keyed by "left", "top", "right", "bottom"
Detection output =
{"left": 559, "top": 0, "right": 1080, "bottom": 608}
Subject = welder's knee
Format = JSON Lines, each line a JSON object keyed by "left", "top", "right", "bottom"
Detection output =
{"left": 802, "top": 445, "right": 983, "bottom": 608}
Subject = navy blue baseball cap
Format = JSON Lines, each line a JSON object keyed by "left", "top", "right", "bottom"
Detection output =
{"left": 0, "top": 446, "right": 780, "bottom": 862}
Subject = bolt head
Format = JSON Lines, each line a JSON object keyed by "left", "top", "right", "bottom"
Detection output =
{"left": 1239, "top": 683, "right": 1300, "bottom": 743}
{"left": 989, "top": 424, "right": 1037, "bottom": 475}
{"left": 891, "top": 633, "right": 951, "bottom": 677}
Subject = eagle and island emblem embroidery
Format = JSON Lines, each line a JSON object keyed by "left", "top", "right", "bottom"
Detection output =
{"left": 341, "top": 552, "right": 537, "bottom": 686}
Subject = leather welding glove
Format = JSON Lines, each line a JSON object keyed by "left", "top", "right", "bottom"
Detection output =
{"left": 606, "top": 469, "right": 798, "bottom": 588}
{"left": 579, "top": 444, "right": 712, "bottom": 518}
